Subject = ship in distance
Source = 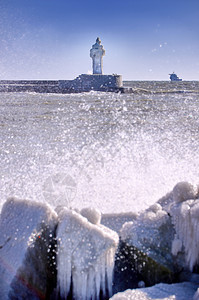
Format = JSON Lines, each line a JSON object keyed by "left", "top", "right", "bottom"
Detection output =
{"left": 169, "top": 72, "right": 182, "bottom": 81}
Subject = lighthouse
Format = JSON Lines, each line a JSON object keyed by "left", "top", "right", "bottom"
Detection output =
{"left": 59, "top": 37, "right": 123, "bottom": 92}
{"left": 90, "top": 37, "right": 105, "bottom": 74}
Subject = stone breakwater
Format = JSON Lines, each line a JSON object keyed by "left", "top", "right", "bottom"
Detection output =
{"left": 0, "top": 74, "right": 134, "bottom": 94}
{"left": 0, "top": 198, "right": 119, "bottom": 300}
{"left": 1, "top": 181, "right": 199, "bottom": 299}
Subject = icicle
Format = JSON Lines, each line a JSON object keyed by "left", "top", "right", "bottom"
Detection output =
{"left": 171, "top": 238, "right": 182, "bottom": 256}
{"left": 86, "top": 267, "right": 95, "bottom": 300}
{"left": 56, "top": 208, "right": 119, "bottom": 300}
{"left": 170, "top": 183, "right": 199, "bottom": 271}
{"left": 57, "top": 243, "right": 72, "bottom": 299}
{"left": 94, "top": 256, "right": 102, "bottom": 300}
{"left": 100, "top": 254, "right": 106, "bottom": 296}
{"left": 106, "top": 247, "right": 115, "bottom": 297}
{"left": 72, "top": 270, "right": 88, "bottom": 300}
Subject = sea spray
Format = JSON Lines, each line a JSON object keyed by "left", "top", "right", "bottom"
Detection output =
{"left": 0, "top": 84, "right": 199, "bottom": 214}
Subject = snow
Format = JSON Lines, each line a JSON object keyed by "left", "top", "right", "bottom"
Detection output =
{"left": 0, "top": 197, "right": 58, "bottom": 299}
{"left": 56, "top": 207, "right": 119, "bottom": 299}
{"left": 110, "top": 282, "right": 198, "bottom": 300}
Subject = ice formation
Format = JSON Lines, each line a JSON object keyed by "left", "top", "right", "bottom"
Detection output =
{"left": 120, "top": 201, "right": 169, "bottom": 247}
{"left": 172, "top": 181, "right": 198, "bottom": 203}
{"left": 110, "top": 282, "right": 198, "bottom": 300}
{"left": 170, "top": 182, "right": 199, "bottom": 271}
{"left": 56, "top": 207, "right": 119, "bottom": 300}
{"left": 118, "top": 200, "right": 176, "bottom": 286}
{"left": 194, "top": 288, "right": 199, "bottom": 300}
{"left": 81, "top": 207, "right": 101, "bottom": 225}
{"left": 120, "top": 181, "right": 199, "bottom": 272}
{"left": 0, "top": 197, "right": 58, "bottom": 299}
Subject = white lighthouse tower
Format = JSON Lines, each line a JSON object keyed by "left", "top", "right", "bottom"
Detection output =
{"left": 90, "top": 37, "right": 105, "bottom": 74}
{"left": 58, "top": 37, "right": 122, "bottom": 92}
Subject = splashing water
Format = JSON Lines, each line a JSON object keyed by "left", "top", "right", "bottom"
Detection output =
{"left": 0, "top": 81, "right": 199, "bottom": 213}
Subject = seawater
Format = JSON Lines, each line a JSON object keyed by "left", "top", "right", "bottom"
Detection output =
{"left": 0, "top": 81, "right": 199, "bottom": 213}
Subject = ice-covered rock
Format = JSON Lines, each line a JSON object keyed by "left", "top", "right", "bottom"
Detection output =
{"left": 117, "top": 185, "right": 189, "bottom": 289}
{"left": 112, "top": 202, "right": 177, "bottom": 293}
{"left": 117, "top": 181, "right": 199, "bottom": 291}
{"left": 120, "top": 201, "right": 173, "bottom": 270}
{"left": 56, "top": 207, "right": 119, "bottom": 300}
{"left": 164, "top": 181, "right": 199, "bottom": 272}
{"left": 171, "top": 196, "right": 199, "bottom": 271}
{"left": 172, "top": 181, "right": 198, "bottom": 203}
{"left": 0, "top": 197, "right": 58, "bottom": 299}
{"left": 110, "top": 281, "right": 198, "bottom": 300}
{"left": 81, "top": 207, "right": 101, "bottom": 225}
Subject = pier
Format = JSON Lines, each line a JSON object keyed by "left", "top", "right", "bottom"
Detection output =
{"left": 0, "top": 38, "right": 135, "bottom": 94}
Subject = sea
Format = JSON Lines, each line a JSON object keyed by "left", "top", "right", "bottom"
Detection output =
{"left": 1, "top": 81, "right": 199, "bottom": 214}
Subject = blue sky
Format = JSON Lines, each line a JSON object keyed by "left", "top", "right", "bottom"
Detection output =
{"left": 0, "top": 0, "right": 198, "bottom": 80}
